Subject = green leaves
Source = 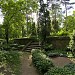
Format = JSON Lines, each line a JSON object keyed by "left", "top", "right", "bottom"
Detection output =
{"left": 45, "top": 63, "right": 75, "bottom": 75}
{"left": 0, "top": 0, "right": 39, "bottom": 39}
{"left": 64, "top": 15, "right": 75, "bottom": 33}
{"left": 32, "top": 49, "right": 54, "bottom": 74}
{"left": 44, "top": 67, "right": 73, "bottom": 75}
{"left": 0, "top": 51, "right": 21, "bottom": 75}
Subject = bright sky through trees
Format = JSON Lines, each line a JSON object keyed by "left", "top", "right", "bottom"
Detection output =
{"left": 0, "top": 9, "right": 4, "bottom": 24}
{"left": 0, "top": 0, "right": 75, "bottom": 24}
{"left": 61, "top": 0, "right": 75, "bottom": 16}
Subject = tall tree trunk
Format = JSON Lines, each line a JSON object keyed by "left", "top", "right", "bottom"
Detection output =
{"left": 22, "top": 25, "right": 24, "bottom": 37}
{"left": 5, "top": 24, "right": 9, "bottom": 44}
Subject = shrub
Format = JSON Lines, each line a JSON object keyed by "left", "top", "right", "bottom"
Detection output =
{"left": 32, "top": 49, "right": 54, "bottom": 74}
{"left": 0, "top": 51, "right": 21, "bottom": 75}
{"left": 48, "top": 53, "right": 60, "bottom": 57}
{"left": 5, "top": 51, "right": 21, "bottom": 75}
{"left": 45, "top": 49, "right": 67, "bottom": 57}
{"left": 57, "top": 30, "right": 69, "bottom": 36}
{"left": 44, "top": 67, "right": 74, "bottom": 75}
{"left": 44, "top": 44, "right": 53, "bottom": 51}
{"left": 64, "top": 63, "right": 75, "bottom": 73}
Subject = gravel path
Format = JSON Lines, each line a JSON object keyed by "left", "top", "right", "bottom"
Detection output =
{"left": 21, "top": 52, "right": 39, "bottom": 75}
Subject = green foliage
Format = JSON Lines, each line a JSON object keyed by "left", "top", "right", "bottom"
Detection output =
{"left": 0, "top": 0, "right": 38, "bottom": 41}
{"left": 0, "top": 39, "right": 18, "bottom": 50}
{"left": 44, "top": 67, "right": 74, "bottom": 75}
{"left": 32, "top": 50, "right": 75, "bottom": 75}
{"left": 0, "top": 25, "right": 5, "bottom": 39}
{"left": 32, "top": 49, "right": 54, "bottom": 74}
{"left": 68, "top": 30, "right": 75, "bottom": 51}
{"left": 45, "top": 63, "right": 75, "bottom": 75}
{"left": 38, "top": 1, "right": 51, "bottom": 46}
{"left": 45, "top": 49, "right": 67, "bottom": 57}
{"left": 50, "top": 3, "right": 62, "bottom": 35}
{"left": 64, "top": 63, "right": 75, "bottom": 73}
{"left": 52, "top": 19, "right": 59, "bottom": 33}
{"left": 44, "top": 44, "right": 53, "bottom": 52}
{"left": 67, "top": 30, "right": 75, "bottom": 57}
{"left": 31, "top": 22, "right": 36, "bottom": 36}
{"left": 57, "top": 30, "right": 69, "bottom": 36}
{"left": 0, "top": 51, "right": 21, "bottom": 75}
{"left": 6, "top": 51, "right": 21, "bottom": 75}
{"left": 44, "top": 44, "right": 52, "bottom": 49}
{"left": 64, "top": 15, "right": 75, "bottom": 33}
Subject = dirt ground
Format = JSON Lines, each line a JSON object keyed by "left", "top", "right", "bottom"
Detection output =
{"left": 21, "top": 52, "right": 39, "bottom": 75}
{"left": 51, "top": 57, "right": 74, "bottom": 67}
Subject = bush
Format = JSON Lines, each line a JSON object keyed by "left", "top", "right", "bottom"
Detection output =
{"left": 44, "top": 44, "right": 53, "bottom": 51}
{"left": 64, "top": 63, "right": 75, "bottom": 73}
{"left": 44, "top": 67, "right": 74, "bottom": 75}
{"left": 45, "top": 49, "right": 67, "bottom": 57}
{"left": 32, "top": 49, "right": 54, "bottom": 74}
{"left": 48, "top": 53, "right": 60, "bottom": 57}
{"left": 57, "top": 30, "right": 69, "bottom": 36}
{"left": 0, "top": 51, "right": 21, "bottom": 75}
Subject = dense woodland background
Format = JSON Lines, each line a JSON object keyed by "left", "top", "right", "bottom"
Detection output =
{"left": 0, "top": 0, "right": 75, "bottom": 43}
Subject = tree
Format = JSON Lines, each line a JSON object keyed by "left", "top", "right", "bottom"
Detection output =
{"left": 63, "top": 15, "right": 75, "bottom": 33}
{"left": 0, "top": 25, "right": 5, "bottom": 38}
{"left": 38, "top": 0, "right": 51, "bottom": 48}
{"left": 61, "top": 0, "right": 75, "bottom": 31}
{"left": 50, "top": 3, "right": 62, "bottom": 35}
{"left": 52, "top": 19, "right": 59, "bottom": 34}
{"left": 31, "top": 22, "right": 36, "bottom": 36}
{"left": 0, "top": 0, "right": 38, "bottom": 43}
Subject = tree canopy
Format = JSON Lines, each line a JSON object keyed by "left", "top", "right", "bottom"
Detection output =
{"left": 0, "top": 0, "right": 38, "bottom": 43}
{"left": 0, "top": 0, "right": 75, "bottom": 41}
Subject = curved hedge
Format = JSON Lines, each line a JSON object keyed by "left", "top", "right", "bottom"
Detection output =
{"left": 44, "top": 63, "right": 75, "bottom": 75}
{"left": 32, "top": 49, "right": 75, "bottom": 75}
{"left": 44, "top": 67, "right": 74, "bottom": 75}
{"left": 32, "top": 49, "right": 54, "bottom": 74}
{"left": 64, "top": 63, "right": 75, "bottom": 73}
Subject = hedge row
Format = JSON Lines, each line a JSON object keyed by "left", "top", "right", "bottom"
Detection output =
{"left": 44, "top": 67, "right": 75, "bottom": 75}
{"left": 32, "top": 49, "right": 75, "bottom": 75}
{"left": 32, "top": 49, "right": 54, "bottom": 74}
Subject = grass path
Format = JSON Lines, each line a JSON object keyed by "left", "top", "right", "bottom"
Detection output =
{"left": 21, "top": 52, "right": 39, "bottom": 75}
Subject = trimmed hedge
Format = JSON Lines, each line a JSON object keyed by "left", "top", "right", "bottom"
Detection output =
{"left": 64, "top": 63, "right": 75, "bottom": 73}
{"left": 44, "top": 63, "right": 75, "bottom": 75}
{"left": 32, "top": 49, "right": 54, "bottom": 74}
{"left": 32, "top": 49, "right": 75, "bottom": 75}
{"left": 44, "top": 67, "right": 74, "bottom": 75}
